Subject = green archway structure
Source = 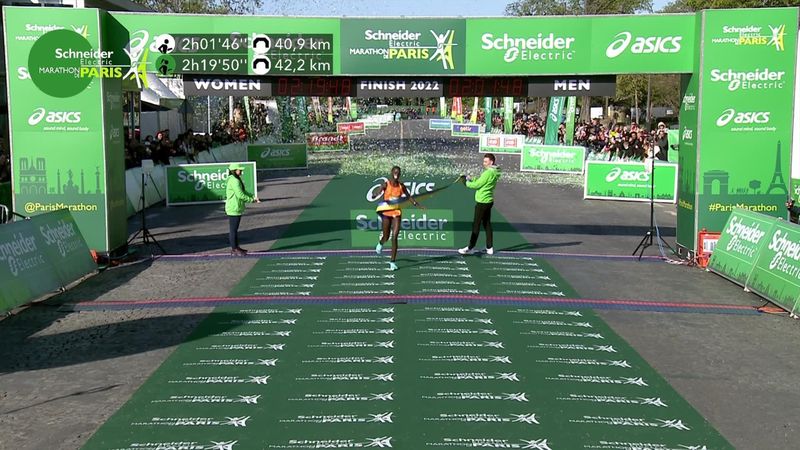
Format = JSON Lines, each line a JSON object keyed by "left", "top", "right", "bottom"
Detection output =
{"left": 3, "top": 6, "right": 798, "bottom": 254}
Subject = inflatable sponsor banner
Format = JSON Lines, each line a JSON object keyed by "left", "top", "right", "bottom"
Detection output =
{"left": 0, "top": 210, "right": 95, "bottom": 313}
{"left": 465, "top": 15, "right": 695, "bottom": 75}
{"left": 165, "top": 162, "right": 257, "bottom": 206}
{"left": 337, "top": 121, "right": 366, "bottom": 135}
{"left": 695, "top": 8, "right": 798, "bottom": 233}
{"left": 4, "top": 7, "right": 126, "bottom": 252}
{"left": 306, "top": 132, "right": 350, "bottom": 152}
{"left": 479, "top": 134, "right": 524, "bottom": 154}
{"left": 340, "top": 18, "right": 467, "bottom": 75}
{"left": 521, "top": 145, "right": 585, "bottom": 174}
{"left": 451, "top": 123, "right": 482, "bottom": 138}
{"left": 248, "top": 144, "right": 307, "bottom": 170}
{"left": 708, "top": 208, "right": 777, "bottom": 286}
{"left": 584, "top": 161, "right": 678, "bottom": 203}
{"left": 748, "top": 218, "right": 800, "bottom": 314}
{"left": 429, "top": 118, "right": 453, "bottom": 130}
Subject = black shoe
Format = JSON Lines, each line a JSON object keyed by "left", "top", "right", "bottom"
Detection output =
{"left": 231, "top": 248, "right": 246, "bottom": 256}
{"left": 236, "top": 247, "right": 249, "bottom": 254}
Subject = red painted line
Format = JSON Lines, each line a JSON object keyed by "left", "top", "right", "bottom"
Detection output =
{"left": 71, "top": 294, "right": 754, "bottom": 310}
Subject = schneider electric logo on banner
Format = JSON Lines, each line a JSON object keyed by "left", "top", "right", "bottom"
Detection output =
{"left": 361, "top": 28, "right": 457, "bottom": 69}
{"left": 605, "top": 32, "right": 682, "bottom": 58}
{"left": 480, "top": 33, "right": 576, "bottom": 63}
{"left": 0, "top": 231, "right": 43, "bottom": 277}
{"left": 352, "top": 178, "right": 453, "bottom": 247}
{"left": 177, "top": 169, "right": 229, "bottom": 191}
{"left": 709, "top": 68, "right": 786, "bottom": 91}
{"left": 713, "top": 25, "right": 786, "bottom": 51}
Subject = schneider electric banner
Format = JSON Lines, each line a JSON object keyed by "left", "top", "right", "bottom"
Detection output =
{"left": 521, "top": 145, "right": 585, "bottom": 174}
{"left": 695, "top": 8, "right": 799, "bottom": 233}
{"left": 0, "top": 210, "right": 96, "bottom": 314}
{"left": 708, "top": 208, "right": 800, "bottom": 314}
{"left": 166, "top": 163, "right": 257, "bottom": 206}
{"left": 584, "top": 161, "right": 678, "bottom": 203}
{"left": 248, "top": 144, "right": 307, "bottom": 170}
{"left": 708, "top": 208, "right": 776, "bottom": 286}
{"left": 4, "top": 7, "right": 127, "bottom": 253}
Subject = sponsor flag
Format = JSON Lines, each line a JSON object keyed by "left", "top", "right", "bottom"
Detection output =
{"left": 296, "top": 96, "right": 308, "bottom": 133}
{"left": 439, "top": 97, "right": 447, "bottom": 118}
{"left": 327, "top": 97, "right": 334, "bottom": 123}
{"left": 565, "top": 96, "right": 577, "bottom": 145}
{"left": 503, "top": 97, "right": 513, "bottom": 134}
{"left": 470, "top": 97, "right": 479, "bottom": 124}
{"left": 311, "top": 97, "right": 322, "bottom": 124}
{"left": 484, "top": 97, "right": 493, "bottom": 132}
{"left": 545, "top": 96, "right": 565, "bottom": 145}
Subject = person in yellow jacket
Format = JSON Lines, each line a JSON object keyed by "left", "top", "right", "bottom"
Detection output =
{"left": 459, "top": 153, "right": 501, "bottom": 256}
{"left": 225, "top": 163, "right": 259, "bottom": 256}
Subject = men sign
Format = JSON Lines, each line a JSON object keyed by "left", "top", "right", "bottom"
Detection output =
{"left": 166, "top": 162, "right": 257, "bottom": 205}
{"left": 248, "top": 144, "right": 307, "bottom": 170}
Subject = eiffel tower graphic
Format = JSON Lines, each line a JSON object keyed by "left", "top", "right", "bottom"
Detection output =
{"left": 766, "top": 140, "right": 788, "bottom": 195}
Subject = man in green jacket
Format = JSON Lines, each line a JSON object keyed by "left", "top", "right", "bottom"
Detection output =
{"left": 459, "top": 153, "right": 501, "bottom": 256}
{"left": 226, "top": 163, "right": 259, "bottom": 255}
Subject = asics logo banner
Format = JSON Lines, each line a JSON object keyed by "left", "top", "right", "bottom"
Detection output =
{"left": 606, "top": 32, "right": 682, "bottom": 58}
{"left": 716, "top": 109, "right": 770, "bottom": 127}
{"left": 606, "top": 167, "right": 649, "bottom": 183}
{"left": 28, "top": 108, "right": 81, "bottom": 126}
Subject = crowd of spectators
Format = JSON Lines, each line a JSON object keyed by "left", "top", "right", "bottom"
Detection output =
{"left": 0, "top": 141, "right": 10, "bottom": 183}
{"left": 577, "top": 118, "right": 671, "bottom": 162}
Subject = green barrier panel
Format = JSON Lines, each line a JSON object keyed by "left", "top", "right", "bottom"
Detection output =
{"left": 708, "top": 208, "right": 777, "bottom": 287}
{"left": 165, "top": 163, "right": 257, "bottom": 206}
{"left": 0, "top": 181, "right": 11, "bottom": 211}
{"left": 667, "top": 129, "right": 680, "bottom": 164}
{"left": 584, "top": 161, "right": 678, "bottom": 203}
{"left": 748, "top": 219, "right": 800, "bottom": 315}
{"left": 0, "top": 209, "right": 96, "bottom": 314}
{"left": 521, "top": 145, "right": 585, "bottom": 174}
{"left": 82, "top": 304, "right": 732, "bottom": 450}
{"left": 478, "top": 134, "right": 524, "bottom": 155}
{"left": 248, "top": 144, "right": 307, "bottom": 170}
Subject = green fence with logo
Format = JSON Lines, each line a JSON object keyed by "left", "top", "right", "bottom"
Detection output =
{"left": 0, "top": 209, "right": 96, "bottom": 314}
{"left": 584, "top": 161, "right": 678, "bottom": 203}
{"left": 248, "top": 144, "right": 307, "bottom": 170}
{"left": 521, "top": 145, "right": 585, "bottom": 174}
{"left": 708, "top": 208, "right": 800, "bottom": 314}
{"left": 165, "top": 163, "right": 257, "bottom": 206}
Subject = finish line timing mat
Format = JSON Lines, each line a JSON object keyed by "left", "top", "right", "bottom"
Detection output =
{"left": 82, "top": 258, "right": 731, "bottom": 449}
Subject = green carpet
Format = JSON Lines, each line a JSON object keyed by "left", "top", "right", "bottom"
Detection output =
{"left": 229, "top": 255, "right": 577, "bottom": 298}
{"left": 270, "top": 175, "right": 531, "bottom": 252}
{"left": 82, "top": 305, "right": 732, "bottom": 449}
